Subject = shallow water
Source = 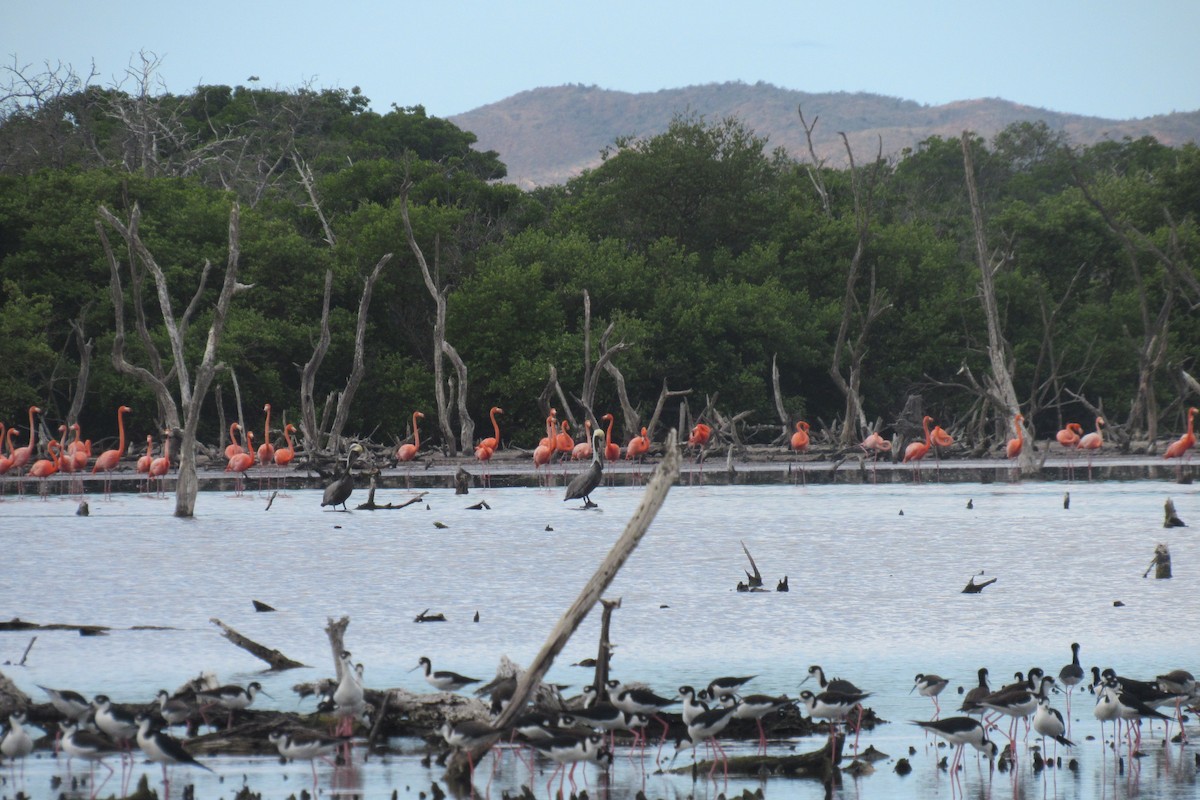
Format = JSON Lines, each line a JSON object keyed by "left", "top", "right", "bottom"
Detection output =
{"left": 1, "top": 477, "right": 1198, "bottom": 799}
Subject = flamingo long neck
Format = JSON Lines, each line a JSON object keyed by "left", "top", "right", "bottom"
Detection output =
{"left": 490, "top": 409, "right": 501, "bottom": 442}
{"left": 116, "top": 407, "right": 127, "bottom": 456}
{"left": 263, "top": 405, "right": 272, "bottom": 442}
{"left": 604, "top": 416, "right": 614, "bottom": 448}
{"left": 230, "top": 423, "right": 241, "bottom": 447}
{"left": 146, "top": 436, "right": 154, "bottom": 458}
{"left": 283, "top": 426, "right": 293, "bottom": 450}
{"left": 162, "top": 433, "right": 171, "bottom": 466}
{"left": 1014, "top": 416, "right": 1023, "bottom": 445}
{"left": 922, "top": 417, "right": 932, "bottom": 446}
{"left": 4, "top": 429, "right": 15, "bottom": 456}
{"left": 411, "top": 413, "right": 421, "bottom": 450}
{"left": 26, "top": 406, "right": 37, "bottom": 449}
{"left": 1188, "top": 409, "right": 1197, "bottom": 438}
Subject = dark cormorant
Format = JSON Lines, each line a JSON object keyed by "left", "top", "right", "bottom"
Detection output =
{"left": 564, "top": 428, "right": 606, "bottom": 508}
{"left": 321, "top": 443, "right": 365, "bottom": 511}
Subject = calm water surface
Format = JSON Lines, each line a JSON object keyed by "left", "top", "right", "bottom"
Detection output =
{"left": 1, "top": 477, "right": 1198, "bottom": 799}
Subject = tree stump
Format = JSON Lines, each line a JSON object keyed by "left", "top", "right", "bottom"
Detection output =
{"left": 1164, "top": 498, "right": 1186, "bottom": 528}
{"left": 1144, "top": 544, "right": 1172, "bottom": 579}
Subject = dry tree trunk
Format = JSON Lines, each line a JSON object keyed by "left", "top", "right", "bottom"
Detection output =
{"left": 961, "top": 132, "right": 1031, "bottom": 473}
{"left": 575, "top": 290, "right": 632, "bottom": 426}
{"left": 64, "top": 316, "right": 93, "bottom": 425}
{"left": 399, "top": 175, "right": 473, "bottom": 453}
{"left": 326, "top": 255, "right": 391, "bottom": 448}
{"left": 447, "top": 431, "right": 682, "bottom": 787}
{"left": 646, "top": 380, "right": 691, "bottom": 444}
{"left": 98, "top": 202, "right": 252, "bottom": 517}
{"left": 299, "top": 270, "right": 333, "bottom": 451}
{"left": 771, "top": 354, "right": 790, "bottom": 444}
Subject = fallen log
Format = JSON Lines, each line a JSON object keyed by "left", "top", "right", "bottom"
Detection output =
{"left": 671, "top": 736, "right": 843, "bottom": 780}
{"left": 209, "top": 617, "right": 306, "bottom": 670}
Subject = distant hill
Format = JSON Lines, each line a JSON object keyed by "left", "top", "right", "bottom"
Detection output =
{"left": 449, "top": 82, "right": 1200, "bottom": 188}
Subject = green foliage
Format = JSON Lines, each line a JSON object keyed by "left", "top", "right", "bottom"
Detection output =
{"left": 1, "top": 86, "right": 1198, "bottom": 449}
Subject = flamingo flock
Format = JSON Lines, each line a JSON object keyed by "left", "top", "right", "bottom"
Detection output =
{"left": 2, "top": 400, "right": 1197, "bottom": 499}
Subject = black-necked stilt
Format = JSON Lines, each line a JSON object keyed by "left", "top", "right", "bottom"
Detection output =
{"left": 415, "top": 656, "right": 481, "bottom": 692}
{"left": 910, "top": 716, "right": 998, "bottom": 772}
{"left": 725, "top": 693, "right": 792, "bottom": 754}
{"left": 673, "top": 703, "right": 736, "bottom": 779}
{"left": 958, "top": 667, "right": 991, "bottom": 717}
{"left": 1100, "top": 674, "right": 1177, "bottom": 751}
{"left": 1, "top": 711, "right": 35, "bottom": 779}
{"left": 1057, "top": 643, "right": 1085, "bottom": 729}
{"left": 706, "top": 674, "right": 755, "bottom": 699}
{"left": 607, "top": 681, "right": 676, "bottom": 758}
{"left": 195, "top": 681, "right": 267, "bottom": 729}
{"left": 677, "top": 685, "right": 711, "bottom": 725}
{"left": 798, "top": 688, "right": 871, "bottom": 757}
{"left": 92, "top": 695, "right": 139, "bottom": 743}
{"left": 60, "top": 722, "right": 119, "bottom": 799}
{"left": 135, "top": 713, "right": 213, "bottom": 794}
{"left": 38, "top": 685, "right": 91, "bottom": 723}
{"left": 978, "top": 672, "right": 1051, "bottom": 758}
{"left": 439, "top": 719, "right": 502, "bottom": 780}
{"left": 911, "top": 673, "right": 950, "bottom": 717}
{"left": 269, "top": 727, "right": 344, "bottom": 786}
{"left": 1032, "top": 695, "right": 1074, "bottom": 761}
{"left": 802, "top": 664, "right": 862, "bottom": 695}
{"left": 530, "top": 732, "right": 609, "bottom": 798}
{"left": 155, "top": 690, "right": 193, "bottom": 729}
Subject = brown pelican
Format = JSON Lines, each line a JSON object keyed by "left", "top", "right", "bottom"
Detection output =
{"left": 321, "top": 443, "right": 366, "bottom": 510}
{"left": 564, "top": 428, "right": 606, "bottom": 508}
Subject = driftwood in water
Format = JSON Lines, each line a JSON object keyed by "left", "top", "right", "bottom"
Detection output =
{"left": 356, "top": 473, "right": 427, "bottom": 510}
{"left": 446, "top": 429, "right": 682, "bottom": 788}
{"left": 590, "top": 598, "right": 621, "bottom": 697}
{"left": 326, "top": 616, "right": 350, "bottom": 681}
{"left": 672, "top": 735, "right": 843, "bottom": 780}
{"left": 741, "top": 539, "right": 763, "bottom": 587}
{"left": 1164, "top": 498, "right": 1186, "bottom": 528}
{"left": 0, "top": 618, "right": 110, "bottom": 635}
{"left": 414, "top": 609, "right": 447, "bottom": 623}
{"left": 1143, "top": 544, "right": 1172, "bottom": 579}
{"left": 961, "top": 571, "right": 997, "bottom": 594}
{"left": 455, "top": 467, "right": 470, "bottom": 494}
{"left": 210, "top": 618, "right": 306, "bottom": 670}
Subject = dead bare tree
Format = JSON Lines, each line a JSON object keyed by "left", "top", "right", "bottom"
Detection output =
{"left": 961, "top": 131, "right": 1032, "bottom": 471}
{"left": 398, "top": 174, "right": 474, "bottom": 453}
{"left": 1075, "top": 178, "right": 1184, "bottom": 445}
{"left": 827, "top": 132, "right": 890, "bottom": 446}
{"left": 97, "top": 201, "right": 252, "bottom": 516}
{"left": 572, "top": 290, "right": 633, "bottom": 427}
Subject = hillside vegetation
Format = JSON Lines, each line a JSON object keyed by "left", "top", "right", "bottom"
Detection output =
{"left": 450, "top": 82, "right": 1200, "bottom": 187}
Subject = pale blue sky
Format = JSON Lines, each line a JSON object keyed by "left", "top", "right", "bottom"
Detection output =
{"left": 7, "top": 1, "right": 1198, "bottom": 120}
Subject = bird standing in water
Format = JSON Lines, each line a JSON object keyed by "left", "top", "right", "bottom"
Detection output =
{"left": 321, "top": 443, "right": 366, "bottom": 511}
{"left": 564, "top": 428, "right": 606, "bottom": 509}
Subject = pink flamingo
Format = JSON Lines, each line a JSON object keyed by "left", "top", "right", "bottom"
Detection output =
{"left": 1006, "top": 413, "right": 1024, "bottom": 459}
{"left": 790, "top": 421, "right": 810, "bottom": 485}
{"left": 860, "top": 430, "right": 892, "bottom": 482}
{"left": 226, "top": 430, "right": 254, "bottom": 495}
{"left": 532, "top": 412, "right": 556, "bottom": 486}
{"left": 257, "top": 403, "right": 276, "bottom": 466}
{"left": 225, "top": 422, "right": 245, "bottom": 460}
{"left": 1078, "top": 417, "right": 1104, "bottom": 480}
{"left": 136, "top": 435, "right": 155, "bottom": 495}
{"left": 149, "top": 430, "right": 172, "bottom": 497}
{"left": 0, "top": 426, "right": 18, "bottom": 496}
{"left": 571, "top": 420, "right": 594, "bottom": 460}
{"left": 91, "top": 405, "right": 130, "bottom": 498}
{"left": 396, "top": 411, "right": 424, "bottom": 487}
{"left": 478, "top": 406, "right": 503, "bottom": 452}
{"left": 930, "top": 424, "right": 954, "bottom": 479}
{"left": 903, "top": 415, "right": 934, "bottom": 483}
{"left": 9, "top": 406, "right": 41, "bottom": 494}
{"left": 29, "top": 440, "right": 62, "bottom": 499}
{"left": 1164, "top": 406, "right": 1197, "bottom": 465}
{"left": 1056, "top": 422, "right": 1083, "bottom": 481}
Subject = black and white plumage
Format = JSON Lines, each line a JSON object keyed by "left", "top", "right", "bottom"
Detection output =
{"left": 155, "top": 690, "right": 193, "bottom": 728}
{"left": 798, "top": 689, "right": 871, "bottom": 724}
{"left": 706, "top": 675, "right": 755, "bottom": 699}
{"left": 60, "top": 721, "right": 120, "bottom": 796}
{"left": 331, "top": 651, "right": 366, "bottom": 736}
{"left": 135, "top": 714, "right": 213, "bottom": 792}
{"left": 1032, "top": 697, "right": 1074, "bottom": 747}
{"left": 563, "top": 428, "right": 606, "bottom": 508}
{"left": 38, "top": 685, "right": 91, "bottom": 722}
{"left": 438, "top": 718, "right": 503, "bottom": 777}
{"left": 92, "top": 695, "right": 139, "bottom": 742}
{"left": 196, "top": 681, "right": 266, "bottom": 728}
{"left": 416, "top": 656, "right": 481, "bottom": 692}
{"left": 676, "top": 685, "right": 711, "bottom": 725}
{"left": 1, "top": 711, "right": 35, "bottom": 769}
{"left": 802, "top": 664, "right": 861, "bottom": 695}
{"left": 911, "top": 716, "right": 998, "bottom": 771}
{"left": 672, "top": 704, "right": 737, "bottom": 778}
{"left": 530, "top": 732, "right": 610, "bottom": 798}
{"left": 911, "top": 673, "right": 950, "bottom": 717}
{"left": 958, "top": 667, "right": 991, "bottom": 715}
{"left": 726, "top": 693, "right": 791, "bottom": 754}
{"left": 1058, "top": 642, "right": 1085, "bottom": 689}
{"left": 321, "top": 443, "right": 366, "bottom": 510}
{"left": 269, "top": 727, "right": 344, "bottom": 784}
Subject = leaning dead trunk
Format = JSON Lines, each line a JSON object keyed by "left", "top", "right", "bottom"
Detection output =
{"left": 961, "top": 132, "right": 1032, "bottom": 474}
